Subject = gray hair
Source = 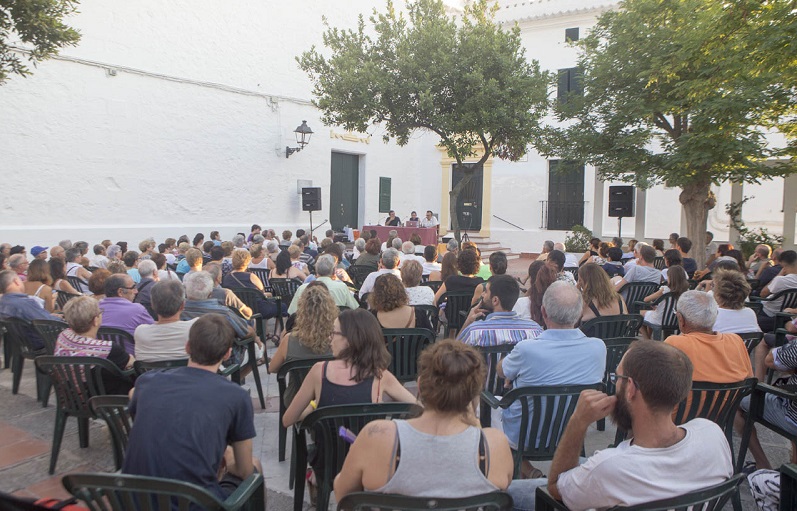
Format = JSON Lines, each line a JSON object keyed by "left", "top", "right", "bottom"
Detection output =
{"left": 266, "top": 240, "right": 279, "bottom": 253}
{"left": 446, "top": 239, "right": 459, "bottom": 252}
{"left": 381, "top": 248, "right": 400, "bottom": 269}
{"left": 59, "top": 239, "right": 72, "bottom": 250}
{"left": 543, "top": 240, "right": 554, "bottom": 252}
{"left": 232, "top": 234, "right": 245, "bottom": 248}
{"left": 389, "top": 230, "right": 398, "bottom": 237}
{"left": 391, "top": 238, "right": 403, "bottom": 250}
{"left": 138, "top": 259, "right": 157, "bottom": 278}
{"left": 106, "top": 244, "right": 122, "bottom": 260}
{"left": 315, "top": 254, "right": 336, "bottom": 277}
{"left": 542, "top": 281, "right": 584, "bottom": 327}
{"left": 151, "top": 280, "right": 186, "bottom": 318}
{"left": 64, "top": 248, "right": 81, "bottom": 262}
{"left": 401, "top": 241, "right": 415, "bottom": 254}
{"left": 252, "top": 234, "right": 265, "bottom": 245}
{"left": 354, "top": 238, "right": 366, "bottom": 251}
{"left": 0, "top": 269, "right": 18, "bottom": 292}
{"left": 204, "top": 262, "right": 222, "bottom": 283}
{"left": 8, "top": 254, "right": 26, "bottom": 270}
{"left": 676, "top": 290, "right": 718, "bottom": 330}
{"left": 553, "top": 242, "right": 566, "bottom": 252}
{"left": 184, "top": 271, "right": 214, "bottom": 300}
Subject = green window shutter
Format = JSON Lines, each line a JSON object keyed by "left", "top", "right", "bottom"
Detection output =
{"left": 379, "top": 177, "right": 391, "bottom": 213}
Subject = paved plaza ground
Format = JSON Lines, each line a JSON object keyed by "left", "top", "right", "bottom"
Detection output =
{"left": 0, "top": 257, "right": 790, "bottom": 510}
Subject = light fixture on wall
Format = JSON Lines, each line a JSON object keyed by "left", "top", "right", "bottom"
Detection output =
{"left": 286, "top": 120, "right": 313, "bottom": 158}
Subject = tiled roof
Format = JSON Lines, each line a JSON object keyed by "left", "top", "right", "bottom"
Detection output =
{"left": 495, "top": 0, "right": 621, "bottom": 24}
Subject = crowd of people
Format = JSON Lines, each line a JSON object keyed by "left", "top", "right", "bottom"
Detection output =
{"left": 1, "top": 225, "right": 794, "bottom": 510}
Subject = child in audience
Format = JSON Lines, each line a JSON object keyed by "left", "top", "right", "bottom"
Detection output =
{"left": 601, "top": 247, "right": 625, "bottom": 278}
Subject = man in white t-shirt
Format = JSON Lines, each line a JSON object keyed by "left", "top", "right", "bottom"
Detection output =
{"left": 507, "top": 340, "right": 733, "bottom": 511}
{"left": 90, "top": 244, "right": 110, "bottom": 269}
{"left": 615, "top": 245, "right": 661, "bottom": 300}
{"left": 358, "top": 249, "right": 401, "bottom": 298}
{"left": 758, "top": 249, "right": 797, "bottom": 331}
{"left": 553, "top": 243, "right": 579, "bottom": 268}
{"left": 419, "top": 210, "right": 439, "bottom": 229}
{"left": 134, "top": 280, "right": 198, "bottom": 362}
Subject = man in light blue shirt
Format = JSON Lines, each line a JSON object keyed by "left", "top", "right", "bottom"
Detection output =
{"left": 498, "top": 281, "right": 606, "bottom": 449}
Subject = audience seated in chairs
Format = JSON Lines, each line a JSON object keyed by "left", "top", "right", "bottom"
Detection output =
{"left": 754, "top": 248, "right": 784, "bottom": 296}
{"left": 497, "top": 282, "right": 605, "bottom": 479}
{"left": 355, "top": 239, "right": 381, "bottom": 268}
{"left": 55, "top": 295, "right": 134, "bottom": 394}
{"left": 507, "top": 340, "right": 733, "bottom": 510}
{"left": 577, "top": 263, "right": 628, "bottom": 326}
{"left": 433, "top": 249, "right": 483, "bottom": 306}
{"left": 458, "top": 275, "right": 542, "bottom": 348}
{"left": 65, "top": 248, "right": 92, "bottom": 292}
{"left": 515, "top": 263, "right": 557, "bottom": 329}
{"left": 401, "top": 260, "right": 434, "bottom": 306}
{"left": 289, "top": 255, "right": 359, "bottom": 314}
{"left": 151, "top": 252, "right": 180, "bottom": 282}
{"left": 333, "top": 340, "right": 513, "bottom": 500}
{"left": 282, "top": 309, "right": 416, "bottom": 496}
{"left": 270, "top": 249, "right": 306, "bottom": 283}
{"left": 319, "top": 242, "right": 354, "bottom": 284}
{"left": 223, "top": 249, "right": 283, "bottom": 320}
{"left": 421, "top": 244, "right": 441, "bottom": 276}
{"left": 369, "top": 274, "right": 433, "bottom": 331}
{"left": 49, "top": 257, "right": 81, "bottom": 295}
{"left": 428, "top": 250, "right": 457, "bottom": 283}
{"left": 134, "top": 279, "right": 197, "bottom": 362}
{"left": 99, "top": 274, "right": 154, "bottom": 342}
{"left": 359, "top": 249, "right": 402, "bottom": 298}
{"left": 513, "top": 260, "right": 544, "bottom": 319}
{"left": 676, "top": 237, "right": 698, "bottom": 277}
{"left": 546, "top": 250, "right": 576, "bottom": 286}
{"left": 122, "top": 314, "right": 264, "bottom": 502}
{"left": 134, "top": 260, "right": 158, "bottom": 316}
{"left": 757, "top": 249, "right": 797, "bottom": 331}
{"left": 640, "top": 264, "right": 688, "bottom": 338}
{"left": 0, "top": 269, "right": 58, "bottom": 350}
{"left": 247, "top": 243, "right": 274, "bottom": 271}
{"left": 713, "top": 269, "right": 760, "bottom": 334}
{"left": 87, "top": 268, "right": 110, "bottom": 302}
{"left": 599, "top": 246, "right": 625, "bottom": 279}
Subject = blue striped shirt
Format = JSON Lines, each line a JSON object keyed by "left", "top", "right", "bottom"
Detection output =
{"left": 457, "top": 311, "right": 543, "bottom": 347}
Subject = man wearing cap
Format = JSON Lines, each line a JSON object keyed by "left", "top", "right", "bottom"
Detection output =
{"left": 31, "top": 246, "right": 49, "bottom": 260}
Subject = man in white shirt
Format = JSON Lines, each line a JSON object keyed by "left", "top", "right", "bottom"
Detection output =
{"left": 134, "top": 280, "right": 198, "bottom": 362}
{"left": 90, "top": 244, "right": 110, "bottom": 269}
{"left": 758, "top": 249, "right": 797, "bottom": 331}
{"left": 507, "top": 340, "right": 733, "bottom": 511}
{"left": 358, "top": 249, "right": 401, "bottom": 298}
{"left": 553, "top": 242, "right": 579, "bottom": 268}
{"left": 398, "top": 241, "right": 425, "bottom": 268}
{"left": 419, "top": 210, "right": 439, "bottom": 228}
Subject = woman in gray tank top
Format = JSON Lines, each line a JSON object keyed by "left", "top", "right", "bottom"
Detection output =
{"left": 333, "top": 340, "right": 513, "bottom": 500}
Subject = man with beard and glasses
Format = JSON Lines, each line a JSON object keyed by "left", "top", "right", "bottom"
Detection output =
{"left": 457, "top": 275, "right": 543, "bottom": 347}
{"left": 506, "top": 341, "right": 733, "bottom": 511}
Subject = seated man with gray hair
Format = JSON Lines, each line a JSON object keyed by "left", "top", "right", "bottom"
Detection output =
{"left": 134, "top": 259, "right": 159, "bottom": 319}
{"left": 288, "top": 254, "right": 359, "bottom": 314}
{"left": 352, "top": 237, "right": 366, "bottom": 261}
{"left": 497, "top": 281, "right": 606, "bottom": 477}
{"left": 398, "top": 241, "right": 424, "bottom": 268}
{"left": 134, "top": 280, "right": 198, "bottom": 362}
{"left": 358, "top": 248, "right": 401, "bottom": 298}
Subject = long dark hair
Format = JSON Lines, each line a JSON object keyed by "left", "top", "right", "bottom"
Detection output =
{"left": 337, "top": 309, "right": 390, "bottom": 382}
{"left": 275, "top": 250, "right": 293, "bottom": 276}
{"left": 530, "top": 265, "right": 557, "bottom": 327}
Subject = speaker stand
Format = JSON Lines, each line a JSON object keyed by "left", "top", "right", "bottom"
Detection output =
{"left": 309, "top": 211, "right": 314, "bottom": 238}
{"left": 617, "top": 216, "right": 623, "bottom": 240}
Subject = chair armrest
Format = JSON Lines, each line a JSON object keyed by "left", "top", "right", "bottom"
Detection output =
{"left": 234, "top": 336, "right": 254, "bottom": 347}
{"left": 749, "top": 295, "right": 767, "bottom": 303}
{"left": 121, "top": 368, "right": 136, "bottom": 378}
{"left": 755, "top": 382, "right": 797, "bottom": 401}
{"left": 222, "top": 472, "right": 264, "bottom": 510}
{"left": 218, "top": 364, "right": 241, "bottom": 377}
{"left": 480, "top": 390, "right": 502, "bottom": 409}
{"left": 634, "top": 301, "right": 653, "bottom": 311}
{"left": 535, "top": 486, "right": 569, "bottom": 511}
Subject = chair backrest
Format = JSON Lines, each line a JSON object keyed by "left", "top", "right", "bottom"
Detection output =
{"left": 603, "top": 337, "right": 636, "bottom": 396}
{"left": 96, "top": 326, "right": 135, "bottom": 354}
{"left": 247, "top": 267, "right": 272, "bottom": 292}
{"left": 34, "top": 356, "right": 128, "bottom": 417}
{"left": 413, "top": 305, "right": 440, "bottom": 334}
{"left": 440, "top": 291, "right": 474, "bottom": 334}
{"left": 55, "top": 290, "right": 81, "bottom": 310}
{"left": 622, "top": 282, "right": 662, "bottom": 314}
{"left": 580, "top": 314, "right": 643, "bottom": 340}
{"left": 781, "top": 464, "right": 797, "bottom": 511}
{"left": 227, "top": 286, "right": 266, "bottom": 313}
{"left": 607, "top": 473, "right": 744, "bottom": 511}
{"left": 88, "top": 395, "right": 132, "bottom": 471}
{"left": 653, "top": 256, "right": 665, "bottom": 270}
{"left": 478, "top": 344, "right": 516, "bottom": 397}
{"left": 420, "top": 280, "right": 443, "bottom": 293}
{"left": 648, "top": 292, "right": 680, "bottom": 338}
{"left": 276, "top": 356, "right": 335, "bottom": 424}
{"left": 133, "top": 358, "right": 189, "bottom": 376}
{"left": 338, "top": 491, "right": 514, "bottom": 511}
{"left": 771, "top": 288, "right": 797, "bottom": 312}
{"left": 562, "top": 267, "right": 578, "bottom": 281}
{"left": 382, "top": 328, "right": 436, "bottom": 382}
{"left": 502, "top": 383, "right": 602, "bottom": 462}
{"left": 31, "top": 319, "right": 68, "bottom": 354}
{"left": 737, "top": 331, "right": 764, "bottom": 354}
{"left": 269, "top": 278, "right": 302, "bottom": 307}
{"left": 67, "top": 275, "right": 89, "bottom": 293}
{"left": 63, "top": 472, "right": 230, "bottom": 511}
{"left": 1, "top": 317, "right": 46, "bottom": 356}
{"left": 347, "top": 265, "right": 377, "bottom": 289}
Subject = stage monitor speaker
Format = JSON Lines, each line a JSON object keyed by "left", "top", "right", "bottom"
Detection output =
{"left": 301, "top": 187, "right": 321, "bottom": 212}
{"left": 608, "top": 185, "right": 635, "bottom": 217}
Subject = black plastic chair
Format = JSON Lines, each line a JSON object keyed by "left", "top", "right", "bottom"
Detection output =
{"left": 31, "top": 319, "right": 69, "bottom": 407}
{"left": 782, "top": 463, "right": 797, "bottom": 511}
{"left": 382, "top": 328, "right": 436, "bottom": 383}
{"left": 580, "top": 314, "right": 643, "bottom": 339}
{"left": 96, "top": 326, "right": 135, "bottom": 355}
{"left": 88, "top": 395, "right": 132, "bottom": 471}
{"left": 653, "top": 256, "right": 665, "bottom": 270}
{"left": 270, "top": 278, "right": 302, "bottom": 310}
{"left": 227, "top": 287, "right": 268, "bottom": 344}
{"left": 414, "top": 304, "right": 440, "bottom": 335}
{"left": 67, "top": 275, "right": 89, "bottom": 293}
{"left": 134, "top": 357, "right": 239, "bottom": 379}
{"left": 276, "top": 355, "right": 334, "bottom": 462}
{"left": 440, "top": 291, "right": 474, "bottom": 338}
{"left": 63, "top": 471, "right": 265, "bottom": 511}
{"left": 596, "top": 337, "right": 636, "bottom": 432}
{"left": 635, "top": 292, "right": 680, "bottom": 340}
{"left": 230, "top": 335, "right": 266, "bottom": 409}
{"left": 1, "top": 318, "right": 50, "bottom": 402}
{"left": 293, "top": 403, "right": 423, "bottom": 511}
{"left": 737, "top": 331, "right": 764, "bottom": 354}
{"left": 620, "top": 282, "right": 661, "bottom": 314}
{"left": 347, "top": 265, "right": 377, "bottom": 289}
{"left": 34, "top": 355, "right": 133, "bottom": 474}
{"left": 420, "top": 280, "right": 443, "bottom": 294}
{"left": 535, "top": 473, "right": 744, "bottom": 511}
{"left": 477, "top": 343, "right": 516, "bottom": 427}
{"left": 481, "top": 383, "right": 602, "bottom": 478}
{"left": 750, "top": 288, "right": 797, "bottom": 332}
{"left": 54, "top": 290, "right": 81, "bottom": 311}
{"left": 338, "top": 491, "right": 514, "bottom": 511}
{"left": 247, "top": 267, "right": 273, "bottom": 292}
{"left": 739, "top": 382, "right": 797, "bottom": 475}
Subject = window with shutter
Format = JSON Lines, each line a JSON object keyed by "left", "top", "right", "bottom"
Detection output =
{"left": 379, "top": 177, "right": 391, "bottom": 213}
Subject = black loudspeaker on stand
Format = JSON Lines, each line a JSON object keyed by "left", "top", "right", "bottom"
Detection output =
{"left": 302, "top": 187, "right": 322, "bottom": 235}
{"left": 608, "top": 185, "right": 635, "bottom": 239}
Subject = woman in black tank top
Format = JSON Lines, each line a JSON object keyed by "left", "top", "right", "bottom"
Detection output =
{"left": 578, "top": 263, "right": 627, "bottom": 328}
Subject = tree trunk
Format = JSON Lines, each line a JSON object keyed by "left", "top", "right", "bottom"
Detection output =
{"left": 449, "top": 166, "right": 478, "bottom": 245}
{"left": 679, "top": 181, "right": 716, "bottom": 269}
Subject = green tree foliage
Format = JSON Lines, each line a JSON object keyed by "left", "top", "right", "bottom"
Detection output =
{"left": 0, "top": 0, "right": 81, "bottom": 85}
{"left": 298, "top": 0, "right": 549, "bottom": 242}
{"left": 534, "top": 0, "right": 796, "bottom": 267}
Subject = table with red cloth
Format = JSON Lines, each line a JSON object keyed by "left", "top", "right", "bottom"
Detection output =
{"left": 361, "top": 226, "right": 438, "bottom": 246}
